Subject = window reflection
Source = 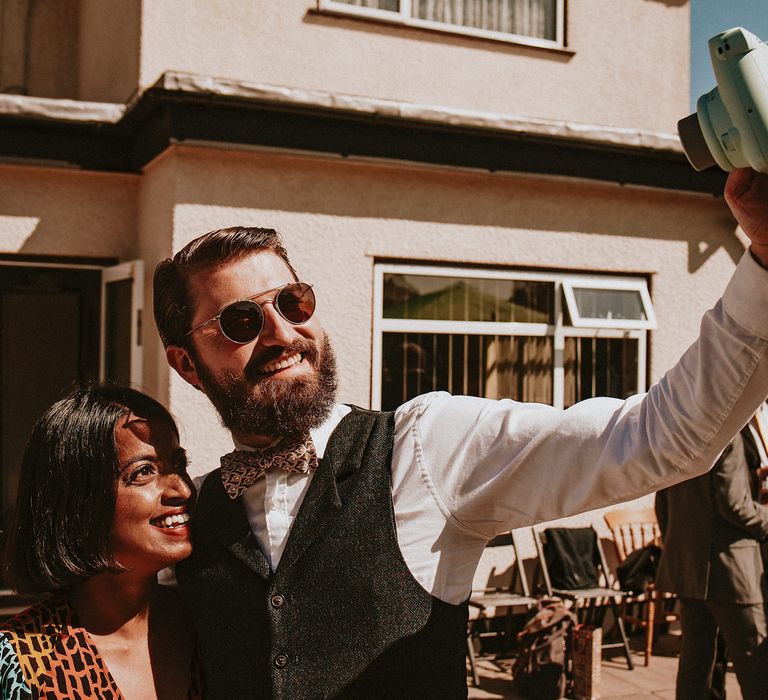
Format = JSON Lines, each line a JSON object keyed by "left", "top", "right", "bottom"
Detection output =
{"left": 572, "top": 288, "right": 646, "bottom": 322}
{"left": 383, "top": 274, "right": 554, "bottom": 324}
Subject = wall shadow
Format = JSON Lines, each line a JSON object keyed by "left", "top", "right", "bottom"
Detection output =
{"left": 171, "top": 151, "right": 741, "bottom": 274}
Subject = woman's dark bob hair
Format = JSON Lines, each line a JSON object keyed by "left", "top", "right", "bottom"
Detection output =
{"left": 3, "top": 383, "right": 179, "bottom": 595}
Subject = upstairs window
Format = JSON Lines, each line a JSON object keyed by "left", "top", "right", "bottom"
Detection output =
{"left": 319, "top": 0, "right": 565, "bottom": 48}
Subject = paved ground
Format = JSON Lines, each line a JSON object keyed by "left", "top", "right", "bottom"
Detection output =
{"left": 467, "top": 632, "right": 743, "bottom": 699}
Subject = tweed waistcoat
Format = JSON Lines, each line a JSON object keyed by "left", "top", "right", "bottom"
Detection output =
{"left": 176, "top": 407, "right": 469, "bottom": 699}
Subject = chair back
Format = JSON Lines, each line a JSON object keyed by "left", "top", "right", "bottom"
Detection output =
{"left": 532, "top": 525, "right": 614, "bottom": 594}
{"left": 603, "top": 507, "right": 660, "bottom": 562}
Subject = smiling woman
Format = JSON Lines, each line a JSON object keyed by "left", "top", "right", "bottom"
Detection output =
{"left": 0, "top": 384, "right": 202, "bottom": 699}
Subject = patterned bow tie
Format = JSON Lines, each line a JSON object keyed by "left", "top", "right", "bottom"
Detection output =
{"left": 220, "top": 434, "right": 319, "bottom": 499}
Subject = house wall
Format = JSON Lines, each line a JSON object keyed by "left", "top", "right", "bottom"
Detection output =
{"left": 0, "top": 0, "right": 80, "bottom": 98}
{"left": 0, "top": 165, "right": 137, "bottom": 257}
{"left": 78, "top": 0, "right": 142, "bottom": 103}
{"left": 134, "top": 0, "right": 689, "bottom": 134}
{"left": 0, "top": 0, "right": 685, "bottom": 131}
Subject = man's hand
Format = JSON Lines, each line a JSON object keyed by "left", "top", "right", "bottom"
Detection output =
{"left": 724, "top": 168, "right": 768, "bottom": 267}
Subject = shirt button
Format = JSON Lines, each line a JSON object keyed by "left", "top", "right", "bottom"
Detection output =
{"left": 273, "top": 653, "right": 289, "bottom": 668}
{"left": 271, "top": 594, "right": 285, "bottom": 608}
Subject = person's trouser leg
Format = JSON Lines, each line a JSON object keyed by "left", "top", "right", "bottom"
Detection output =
{"left": 677, "top": 598, "right": 718, "bottom": 700}
{"left": 709, "top": 632, "right": 728, "bottom": 700}
{"left": 708, "top": 599, "right": 768, "bottom": 700}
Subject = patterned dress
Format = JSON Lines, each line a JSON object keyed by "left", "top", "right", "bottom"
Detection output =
{"left": 0, "top": 596, "right": 203, "bottom": 699}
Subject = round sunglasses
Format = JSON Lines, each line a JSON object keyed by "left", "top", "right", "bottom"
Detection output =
{"left": 186, "top": 282, "right": 316, "bottom": 344}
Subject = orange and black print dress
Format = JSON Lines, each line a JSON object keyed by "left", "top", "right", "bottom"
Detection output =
{"left": 0, "top": 596, "right": 203, "bottom": 699}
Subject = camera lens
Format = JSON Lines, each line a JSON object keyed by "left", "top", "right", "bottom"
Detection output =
{"left": 678, "top": 112, "right": 718, "bottom": 171}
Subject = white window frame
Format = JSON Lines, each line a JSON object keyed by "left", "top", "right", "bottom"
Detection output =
{"left": 317, "top": 0, "right": 566, "bottom": 49}
{"left": 101, "top": 260, "right": 144, "bottom": 386}
{"left": 561, "top": 275, "right": 657, "bottom": 331}
{"left": 373, "top": 262, "right": 649, "bottom": 410}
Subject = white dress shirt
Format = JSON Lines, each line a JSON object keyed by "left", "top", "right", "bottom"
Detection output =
{"left": 200, "top": 251, "right": 768, "bottom": 605}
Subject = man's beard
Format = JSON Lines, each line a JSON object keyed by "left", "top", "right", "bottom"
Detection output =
{"left": 194, "top": 334, "right": 338, "bottom": 439}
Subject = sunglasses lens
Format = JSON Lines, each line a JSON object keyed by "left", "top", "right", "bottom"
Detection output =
{"left": 276, "top": 283, "right": 316, "bottom": 324}
{"left": 218, "top": 301, "right": 264, "bottom": 343}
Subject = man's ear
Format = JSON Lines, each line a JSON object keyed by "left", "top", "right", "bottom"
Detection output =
{"left": 166, "top": 345, "right": 203, "bottom": 390}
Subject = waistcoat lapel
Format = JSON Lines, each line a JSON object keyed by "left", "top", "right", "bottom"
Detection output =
{"left": 228, "top": 532, "right": 270, "bottom": 581}
{"left": 204, "top": 471, "right": 271, "bottom": 581}
{"left": 276, "top": 409, "right": 375, "bottom": 575}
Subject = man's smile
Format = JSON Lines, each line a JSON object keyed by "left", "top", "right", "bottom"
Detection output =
{"left": 258, "top": 351, "right": 304, "bottom": 376}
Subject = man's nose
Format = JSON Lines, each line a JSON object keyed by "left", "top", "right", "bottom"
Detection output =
{"left": 257, "top": 300, "right": 299, "bottom": 346}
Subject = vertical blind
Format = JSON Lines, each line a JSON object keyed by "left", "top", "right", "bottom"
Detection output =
{"left": 381, "top": 332, "right": 554, "bottom": 408}
{"left": 415, "top": 0, "right": 555, "bottom": 40}
{"left": 334, "top": 0, "right": 557, "bottom": 40}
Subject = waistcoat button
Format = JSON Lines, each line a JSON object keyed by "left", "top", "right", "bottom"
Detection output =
{"left": 273, "top": 653, "right": 289, "bottom": 668}
{"left": 271, "top": 594, "right": 285, "bottom": 608}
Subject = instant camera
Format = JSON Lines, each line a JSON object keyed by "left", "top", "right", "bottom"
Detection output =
{"left": 679, "top": 27, "right": 768, "bottom": 172}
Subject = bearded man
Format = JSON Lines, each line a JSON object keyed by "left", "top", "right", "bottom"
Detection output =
{"left": 154, "top": 169, "right": 768, "bottom": 699}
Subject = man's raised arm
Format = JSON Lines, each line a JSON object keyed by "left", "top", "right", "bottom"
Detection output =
{"left": 394, "top": 169, "right": 768, "bottom": 537}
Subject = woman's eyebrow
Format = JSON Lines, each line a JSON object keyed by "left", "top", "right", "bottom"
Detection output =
{"left": 119, "top": 453, "right": 159, "bottom": 472}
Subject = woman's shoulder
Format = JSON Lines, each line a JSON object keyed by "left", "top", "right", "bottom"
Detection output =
{"left": 0, "top": 595, "right": 123, "bottom": 699}
{"left": 0, "top": 596, "right": 69, "bottom": 640}
{"left": 0, "top": 598, "right": 68, "bottom": 700}
{"left": 0, "top": 635, "right": 31, "bottom": 699}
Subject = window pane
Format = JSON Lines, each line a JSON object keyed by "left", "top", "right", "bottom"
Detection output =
{"left": 572, "top": 288, "right": 646, "bottom": 322}
{"left": 563, "top": 337, "right": 639, "bottom": 408}
{"left": 414, "top": 0, "right": 556, "bottom": 40}
{"left": 104, "top": 279, "right": 133, "bottom": 384}
{"left": 381, "top": 332, "right": 553, "bottom": 409}
{"left": 383, "top": 274, "right": 553, "bottom": 323}
{"left": 335, "top": 0, "right": 399, "bottom": 11}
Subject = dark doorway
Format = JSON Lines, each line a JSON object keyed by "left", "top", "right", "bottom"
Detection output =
{"left": 0, "top": 265, "right": 101, "bottom": 517}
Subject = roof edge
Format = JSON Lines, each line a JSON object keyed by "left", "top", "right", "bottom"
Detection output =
{"left": 153, "top": 71, "right": 684, "bottom": 154}
{"left": 0, "top": 72, "right": 683, "bottom": 154}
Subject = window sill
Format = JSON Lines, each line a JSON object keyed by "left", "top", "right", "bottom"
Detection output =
{"left": 308, "top": 8, "right": 575, "bottom": 56}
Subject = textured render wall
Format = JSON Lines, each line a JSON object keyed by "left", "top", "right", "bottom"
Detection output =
{"left": 138, "top": 0, "right": 689, "bottom": 134}
{"left": 136, "top": 150, "right": 179, "bottom": 410}
{"left": 0, "top": 0, "right": 80, "bottom": 99}
{"left": 0, "top": 165, "right": 138, "bottom": 256}
{"left": 158, "top": 145, "right": 740, "bottom": 482}
{"left": 78, "top": 0, "right": 141, "bottom": 102}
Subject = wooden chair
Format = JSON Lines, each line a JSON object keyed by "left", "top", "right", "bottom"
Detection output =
{"left": 533, "top": 525, "right": 634, "bottom": 670}
{"left": 603, "top": 507, "right": 679, "bottom": 666}
{"left": 467, "top": 530, "right": 538, "bottom": 687}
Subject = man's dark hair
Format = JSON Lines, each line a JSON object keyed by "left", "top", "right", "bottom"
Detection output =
{"left": 3, "top": 383, "right": 178, "bottom": 595}
{"left": 153, "top": 227, "right": 297, "bottom": 349}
